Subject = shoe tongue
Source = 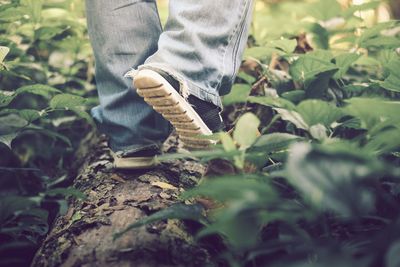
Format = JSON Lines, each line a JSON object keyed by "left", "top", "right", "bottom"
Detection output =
{"left": 188, "top": 95, "right": 225, "bottom": 132}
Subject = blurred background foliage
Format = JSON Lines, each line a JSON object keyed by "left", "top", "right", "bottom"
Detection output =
{"left": 1, "top": 0, "right": 400, "bottom": 266}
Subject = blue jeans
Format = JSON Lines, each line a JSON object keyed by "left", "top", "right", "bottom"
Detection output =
{"left": 85, "top": 0, "right": 254, "bottom": 154}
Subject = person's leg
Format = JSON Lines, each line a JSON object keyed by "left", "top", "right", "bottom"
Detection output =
{"left": 85, "top": 0, "right": 171, "bottom": 155}
{"left": 137, "top": 0, "right": 254, "bottom": 108}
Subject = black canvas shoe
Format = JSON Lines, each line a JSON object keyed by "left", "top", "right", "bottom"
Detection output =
{"left": 133, "top": 68, "right": 224, "bottom": 149}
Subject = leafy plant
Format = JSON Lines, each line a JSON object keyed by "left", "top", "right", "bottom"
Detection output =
{"left": 0, "top": 0, "right": 94, "bottom": 265}
{"left": 117, "top": 1, "right": 400, "bottom": 266}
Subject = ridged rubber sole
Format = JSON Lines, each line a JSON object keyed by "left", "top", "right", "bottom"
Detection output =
{"left": 133, "top": 69, "right": 213, "bottom": 149}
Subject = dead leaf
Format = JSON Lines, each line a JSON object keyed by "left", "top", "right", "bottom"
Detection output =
{"left": 151, "top": 182, "right": 178, "bottom": 190}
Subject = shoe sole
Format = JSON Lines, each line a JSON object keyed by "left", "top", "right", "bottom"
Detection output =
{"left": 113, "top": 154, "right": 156, "bottom": 170}
{"left": 134, "top": 69, "right": 213, "bottom": 149}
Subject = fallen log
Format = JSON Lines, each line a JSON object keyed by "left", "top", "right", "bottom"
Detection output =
{"left": 31, "top": 133, "right": 211, "bottom": 267}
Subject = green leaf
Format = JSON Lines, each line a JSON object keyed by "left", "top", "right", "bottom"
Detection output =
{"left": 358, "top": 21, "right": 397, "bottom": 46}
{"left": 297, "top": 99, "right": 344, "bottom": 127}
{"left": 344, "top": 98, "right": 400, "bottom": 130}
{"left": 343, "top": 1, "right": 380, "bottom": 18}
{"left": 244, "top": 47, "right": 277, "bottom": 60}
{"left": 223, "top": 84, "right": 251, "bottom": 106}
{"left": 16, "top": 84, "right": 61, "bottom": 98}
{"left": 308, "top": 23, "right": 330, "bottom": 49}
{"left": 18, "top": 109, "right": 41, "bottom": 123}
{"left": 46, "top": 187, "right": 86, "bottom": 199}
{"left": 182, "top": 175, "right": 273, "bottom": 202}
{"left": 308, "top": 0, "right": 341, "bottom": 21}
{"left": 50, "top": 94, "right": 86, "bottom": 109}
{"left": 248, "top": 96, "right": 296, "bottom": 110}
{"left": 0, "top": 114, "right": 28, "bottom": 135}
{"left": 286, "top": 142, "right": 377, "bottom": 217}
{"left": 69, "top": 107, "right": 95, "bottom": 126}
{"left": 333, "top": 53, "right": 361, "bottom": 79}
{"left": 220, "top": 132, "right": 237, "bottom": 152}
{"left": 289, "top": 55, "right": 338, "bottom": 84}
{"left": 237, "top": 72, "right": 256, "bottom": 84}
{"left": 0, "top": 91, "right": 15, "bottom": 108}
{"left": 381, "top": 59, "right": 400, "bottom": 92}
{"left": 21, "top": 0, "right": 43, "bottom": 23}
{"left": 35, "top": 26, "right": 69, "bottom": 41}
{"left": 266, "top": 39, "right": 297, "bottom": 54}
{"left": 304, "top": 68, "right": 338, "bottom": 98}
{"left": 281, "top": 90, "right": 305, "bottom": 103}
{"left": 274, "top": 108, "right": 308, "bottom": 130}
{"left": 0, "top": 46, "right": 10, "bottom": 64}
{"left": 233, "top": 113, "right": 260, "bottom": 149}
{"left": 361, "top": 36, "right": 400, "bottom": 49}
{"left": 0, "top": 133, "right": 18, "bottom": 148}
{"left": 250, "top": 133, "right": 302, "bottom": 154}
{"left": 114, "top": 203, "right": 207, "bottom": 240}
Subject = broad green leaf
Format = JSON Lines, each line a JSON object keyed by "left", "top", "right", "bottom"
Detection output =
{"left": 50, "top": 94, "right": 86, "bottom": 109}
{"left": 0, "top": 91, "right": 15, "bottom": 108}
{"left": 233, "top": 113, "right": 260, "bottom": 149}
{"left": 309, "top": 124, "right": 328, "bottom": 140}
{"left": 114, "top": 204, "right": 207, "bottom": 240}
{"left": 250, "top": 133, "right": 302, "bottom": 153}
{"left": 334, "top": 53, "right": 361, "bottom": 79}
{"left": 361, "top": 36, "right": 400, "bottom": 49}
{"left": 248, "top": 96, "right": 296, "bottom": 110}
{"left": 244, "top": 47, "right": 278, "bottom": 60}
{"left": 343, "top": 1, "right": 380, "bottom": 18}
{"left": 274, "top": 108, "right": 308, "bottom": 130}
{"left": 381, "top": 59, "right": 400, "bottom": 92}
{"left": 266, "top": 39, "right": 297, "bottom": 54}
{"left": 18, "top": 109, "right": 41, "bottom": 123}
{"left": 308, "top": 23, "right": 330, "bottom": 49}
{"left": 344, "top": 98, "right": 400, "bottom": 130}
{"left": 0, "top": 46, "right": 10, "bottom": 64}
{"left": 289, "top": 55, "right": 338, "bottom": 83}
{"left": 223, "top": 84, "right": 251, "bottom": 106}
{"left": 286, "top": 143, "right": 377, "bottom": 217}
{"left": 0, "top": 133, "right": 18, "bottom": 148}
{"left": 364, "top": 128, "right": 400, "bottom": 155}
{"left": 21, "top": 0, "right": 43, "bottom": 23}
{"left": 297, "top": 99, "right": 344, "bottom": 127}
{"left": 237, "top": 72, "right": 256, "bottom": 84}
{"left": 69, "top": 107, "right": 95, "bottom": 126}
{"left": 308, "top": 0, "right": 341, "bottom": 21}
{"left": 182, "top": 175, "right": 273, "bottom": 202}
{"left": 0, "top": 114, "right": 28, "bottom": 135}
{"left": 304, "top": 69, "right": 338, "bottom": 98}
{"left": 358, "top": 21, "right": 397, "bottom": 46}
{"left": 281, "top": 90, "right": 305, "bottom": 103}
{"left": 16, "top": 84, "right": 61, "bottom": 98}
{"left": 220, "top": 132, "right": 237, "bottom": 152}
{"left": 35, "top": 26, "right": 69, "bottom": 41}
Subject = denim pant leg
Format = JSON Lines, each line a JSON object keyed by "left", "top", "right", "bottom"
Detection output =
{"left": 85, "top": 0, "right": 171, "bottom": 154}
{"left": 141, "top": 0, "right": 254, "bottom": 109}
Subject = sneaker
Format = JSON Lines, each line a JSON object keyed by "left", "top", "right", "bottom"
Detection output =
{"left": 112, "top": 147, "right": 159, "bottom": 170}
{"left": 133, "top": 69, "right": 224, "bottom": 149}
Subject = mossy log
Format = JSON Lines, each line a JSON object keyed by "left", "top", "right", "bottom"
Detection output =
{"left": 31, "top": 133, "right": 211, "bottom": 267}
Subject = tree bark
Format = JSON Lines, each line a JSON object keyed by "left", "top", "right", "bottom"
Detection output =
{"left": 31, "top": 133, "right": 211, "bottom": 267}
